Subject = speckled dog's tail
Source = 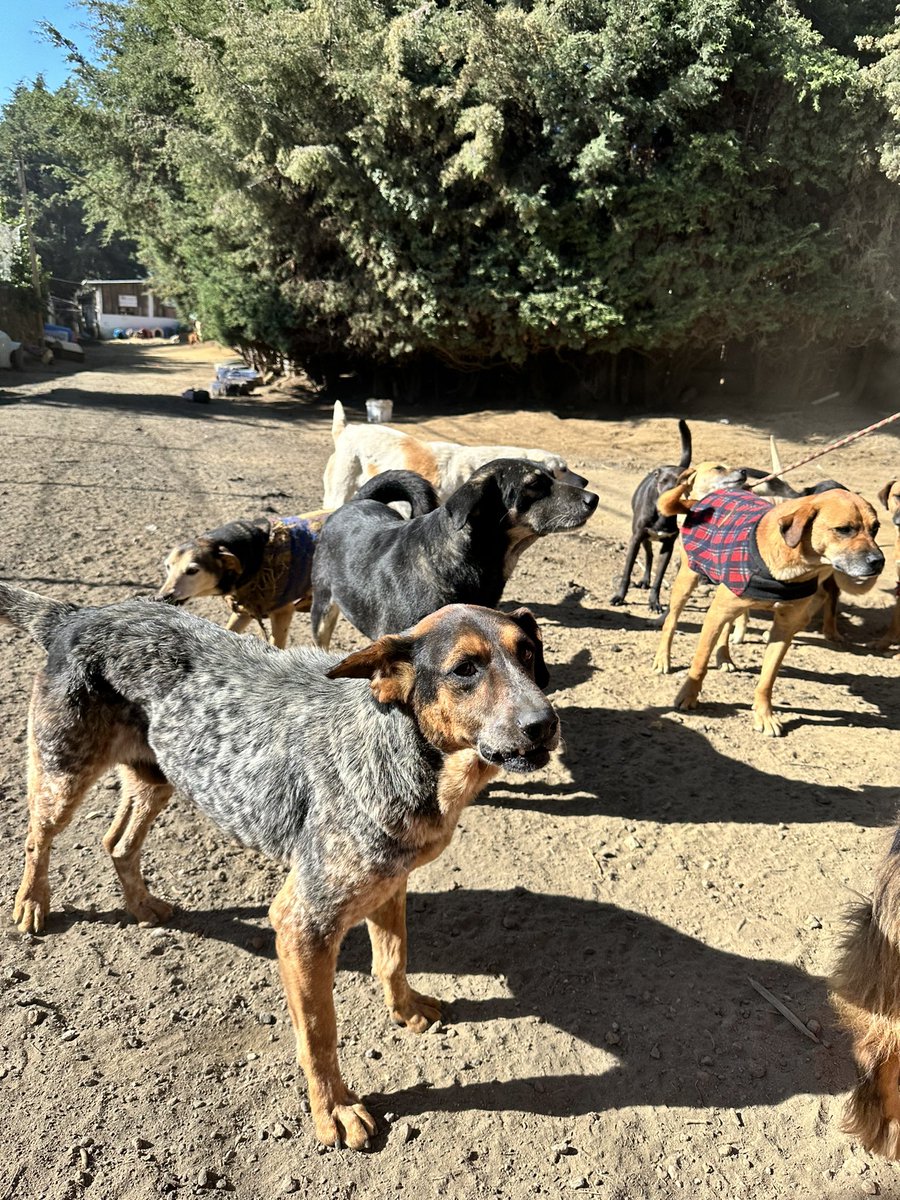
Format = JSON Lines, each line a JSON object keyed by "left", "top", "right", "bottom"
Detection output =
{"left": 832, "top": 841, "right": 900, "bottom": 1159}
{"left": 0, "top": 582, "right": 75, "bottom": 648}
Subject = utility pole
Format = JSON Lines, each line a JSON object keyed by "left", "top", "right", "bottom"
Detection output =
{"left": 16, "top": 158, "right": 45, "bottom": 345}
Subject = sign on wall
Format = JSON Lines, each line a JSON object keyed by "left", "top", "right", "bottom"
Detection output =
{"left": 118, "top": 294, "right": 138, "bottom": 308}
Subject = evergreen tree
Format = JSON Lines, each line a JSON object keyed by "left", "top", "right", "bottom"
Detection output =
{"left": 40, "top": 0, "right": 900, "bottom": 374}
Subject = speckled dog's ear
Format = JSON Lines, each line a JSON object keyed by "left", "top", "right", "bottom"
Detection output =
{"left": 507, "top": 607, "right": 549, "bottom": 688}
{"left": 326, "top": 635, "right": 415, "bottom": 705}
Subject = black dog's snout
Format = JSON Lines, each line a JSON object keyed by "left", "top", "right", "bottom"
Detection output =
{"left": 518, "top": 711, "right": 559, "bottom": 745}
{"left": 583, "top": 491, "right": 600, "bottom": 513}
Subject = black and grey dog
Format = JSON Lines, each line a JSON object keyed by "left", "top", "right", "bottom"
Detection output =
{"left": 610, "top": 418, "right": 692, "bottom": 613}
{"left": 310, "top": 459, "right": 599, "bottom": 646}
{"left": 2, "top": 582, "right": 559, "bottom": 1150}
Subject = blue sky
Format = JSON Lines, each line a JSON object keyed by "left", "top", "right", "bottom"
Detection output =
{"left": 0, "top": 0, "right": 92, "bottom": 104}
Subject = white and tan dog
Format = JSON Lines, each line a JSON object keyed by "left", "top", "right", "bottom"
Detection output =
{"left": 322, "top": 401, "right": 588, "bottom": 508}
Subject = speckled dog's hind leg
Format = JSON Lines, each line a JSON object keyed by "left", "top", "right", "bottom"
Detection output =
{"left": 102, "top": 764, "right": 174, "bottom": 926}
{"left": 13, "top": 736, "right": 103, "bottom": 935}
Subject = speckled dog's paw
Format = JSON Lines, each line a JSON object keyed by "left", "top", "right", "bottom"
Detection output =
{"left": 313, "top": 1095, "right": 377, "bottom": 1151}
{"left": 390, "top": 988, "right": 442, "bottom": 1033}
{"left": 13, "top": 883, "right": 50, "bottom": 934}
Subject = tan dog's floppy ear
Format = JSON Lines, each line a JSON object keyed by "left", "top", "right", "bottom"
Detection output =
{"left": 326, "top": 635, "right": 415, "bottom": 705}
{"left": 779, "top": 500, "right": 815, "bottom": 549}
{"left": 507, "top": 607, "right": 549, "bottom": 688}
{"left": 877, "top": 480, "right": 897, "bottom": 510}
{"left": 216, "top": 547, "right": 243, "bottom": 575}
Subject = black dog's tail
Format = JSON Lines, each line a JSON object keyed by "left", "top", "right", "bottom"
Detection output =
{"left": 0, "top": 582, "right": 75, "bottom": 649}
{"left": 352, "top": 470, "right": 439, "bottom": 518}
{"left": 677, "top": 419, "right": 692, "bottom": 470}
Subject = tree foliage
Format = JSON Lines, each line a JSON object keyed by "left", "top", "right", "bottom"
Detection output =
{"left": 42, "top": 0, "right": 900, "bottom": 371}
{"left": 0, "top": 79, "right": 139, "bottom": 297}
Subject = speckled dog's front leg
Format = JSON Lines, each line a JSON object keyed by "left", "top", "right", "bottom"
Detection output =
{"left": 367, "top": 878, "right": 441, "bottom": 1033}
{"left": 270, "top": 871, "right": 376, "bottom": 1150}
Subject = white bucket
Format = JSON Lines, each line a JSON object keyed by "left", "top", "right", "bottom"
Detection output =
{"left": 366, "top": 399, "right": 393, "bottom": 423}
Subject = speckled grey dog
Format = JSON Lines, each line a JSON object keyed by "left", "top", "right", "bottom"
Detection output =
{"left": 1, "top": 582, "right": 559, "bottom": 1150}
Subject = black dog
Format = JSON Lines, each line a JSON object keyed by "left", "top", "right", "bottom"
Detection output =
{"left": 610, "top": 419, "right": 691, "bottom": 613}
{"left": 311, "top": 460, "right": 599, "bottom": 646}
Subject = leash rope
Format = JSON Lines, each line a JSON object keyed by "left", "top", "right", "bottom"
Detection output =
{"left": 748, "top": 409, "right": 900, "bottom": 489}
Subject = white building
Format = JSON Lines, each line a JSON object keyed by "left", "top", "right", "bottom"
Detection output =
{"left": 80, "top": 278, "right": 181, "bottom": 338}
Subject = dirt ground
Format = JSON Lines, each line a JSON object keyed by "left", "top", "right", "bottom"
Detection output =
{"left": 1, "top": 341, "right": 899, "bottom": 1200}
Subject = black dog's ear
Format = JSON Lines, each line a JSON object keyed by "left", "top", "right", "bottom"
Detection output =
{"left": 444, "top": 473, "right": 504, "bottom": 531}
{"left": 326, "top": 634, "right": 415, "bottom": 705}
{"left": 444, "top": 481, "right": 478, "bottom": 531}
{"left": 877, "top": 480, "right": 897, "bottom": 510}
{"left": 507, "top": 607, "right": 549, "bottom": 688}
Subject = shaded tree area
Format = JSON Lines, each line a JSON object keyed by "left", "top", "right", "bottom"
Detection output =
{"left": 0, "top": 79, "right": 140, "bottom": 329}
{"left": 26, "top": 1, "right": 900, "bottom": 402}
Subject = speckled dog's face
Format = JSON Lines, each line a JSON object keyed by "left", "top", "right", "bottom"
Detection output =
{"left": 327, "top": 604, "right": 559, "bottom": 772}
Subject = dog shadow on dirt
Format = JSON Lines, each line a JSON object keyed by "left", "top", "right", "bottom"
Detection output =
{"left": 484, "top": 701, "right": 897, "bottom": 826}
{"left": 144, "top": 888, "right": 851, "bottom": 1124}
{"left": 351, "top": 887, "right": 850, "bottom": 1121}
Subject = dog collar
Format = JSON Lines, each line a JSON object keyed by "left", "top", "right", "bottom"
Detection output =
{"left": 742, "top": 526, "right": 819, "bottom": 602}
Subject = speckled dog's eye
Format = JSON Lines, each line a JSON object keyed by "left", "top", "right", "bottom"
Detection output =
{"left": 519, "top": 644, "right": 534, "bottom": 664}
{"left": 452, "top": 660, "right": 479, "bottom": 678}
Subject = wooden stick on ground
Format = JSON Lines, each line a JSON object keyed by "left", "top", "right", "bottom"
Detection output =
{"left": 747, "top": 976, "right": 821, "bottom": 1044}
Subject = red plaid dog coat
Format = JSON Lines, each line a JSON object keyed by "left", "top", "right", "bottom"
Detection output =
{"left": 681, "top": 490, "right": 818, "bottom": 602}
